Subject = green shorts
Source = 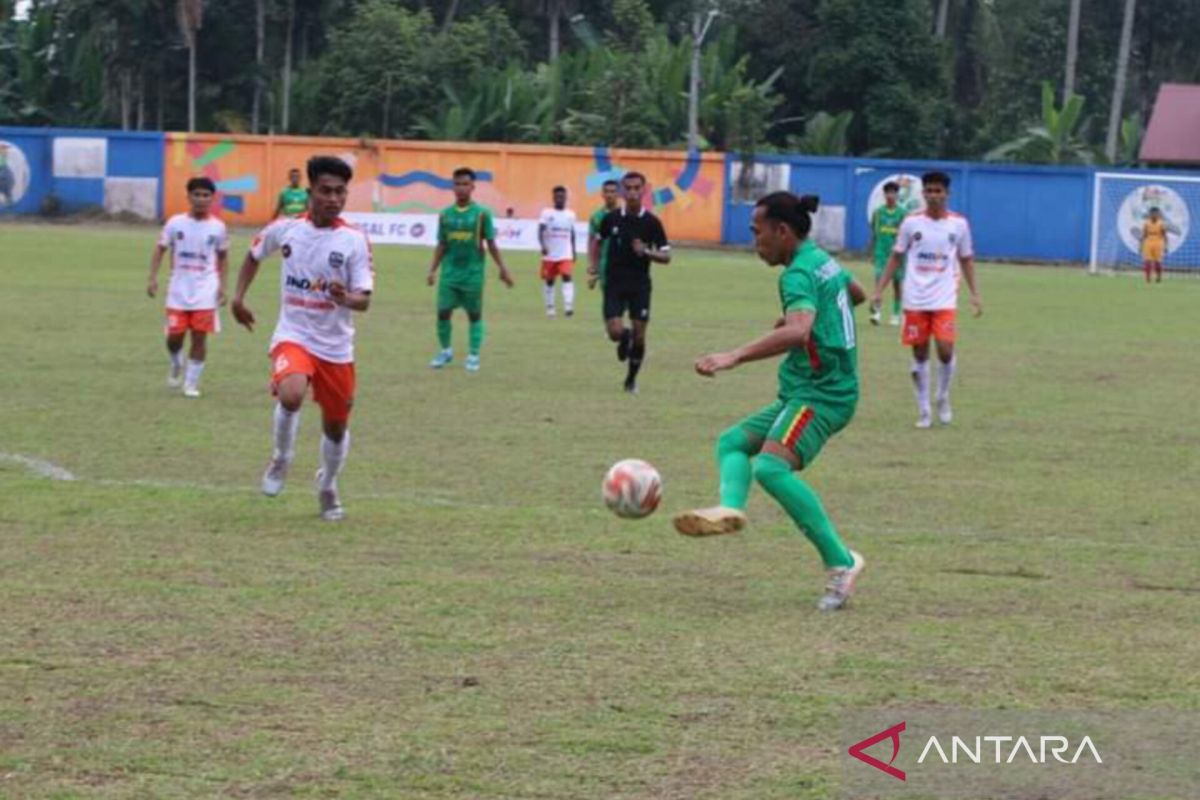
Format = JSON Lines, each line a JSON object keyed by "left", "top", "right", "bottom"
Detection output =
{"left": 735, "top": 399, "right": 847, "bottom": 469}
{"left": 873, "top": 256, "right": 904, "bottom": 283}
{"left": 438, "top": 282, "right": 483, "bottom": 315}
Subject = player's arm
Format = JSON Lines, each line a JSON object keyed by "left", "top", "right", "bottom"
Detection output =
{"left": 426, "top": 242, "right": 445, "bottom": 286}
{"left": 231, "top": 252, "right": 262, "bottom": 330}
{"left": 328, "top": 284, "right": 371, "bottom": 311}
{"left": 216, "top": 248, "right": 229, "bottom": 305}
{"left": 146, "top": 243, "right": 168, "bottom": 297}
{"left": 847, "top": 277, "right": 867, "bottom": 307}
{"left": 960, "top": 255, "right": 982, "bottom": 317}
{"left": 538, "top": 218, "right": 548, "bottom": 256}
{"left": 696, "top": 311, "right": 814, "bottom": 376}
{"left": 635, "top": 218, "right": 671, "bottom": 264}
{"left": 329, "top": 236, "right": 374, "bottom": 312}
{"left": 485, "top": 238, "right": 515, "bottom": 287}
{"left": 570, "top": 219, "right": 577, "bottom": 262}
{"left": 873, "top": 252, "right": 901, "bottom": 306}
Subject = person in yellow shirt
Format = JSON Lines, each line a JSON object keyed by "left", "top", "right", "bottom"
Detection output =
{"left": 1139, "top": 207, "right": 1168, "bottom": 283}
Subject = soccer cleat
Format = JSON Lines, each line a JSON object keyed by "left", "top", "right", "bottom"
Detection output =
{"left": 167, "top": 363, "right": 183, "bottom": 388}
{"left": 565, "top": 309, "right": 574, "bottom": 318}
{"left": 465, "top": 354, "right": 481, "bottom": 372}
{"left": 889, "top": 314, "right": 901, "bottom": 326}
{"left": 182, "top": 385, "right": 201, "bottom": 398}
{"left": 818, "top": 550, "right": 865, "bottom": 611}
{"left": 673, "top": 506, "right": 747, "bottom": 537}
{"left": 546, "top": 308, "right": 557, "bottom": 319}
{"left": 429, "top": 348, "right": 454, "bottom": 369}
{"left": 315, "top": 469, "right": 345, "bottom": 521}
{"left": 623, "top": 377, "right": 638, "bottom": 395}
{"left": 915, "top": 410, "right": 932, "bottom": 429}
{"left": 869, "top": 305, "right": 881, "bottom": 326}
{"left": 936, "top": 393, "right": 953, "bottom": 425}
{"left": 261, "top": 457, "right": 290, "bottom": 497}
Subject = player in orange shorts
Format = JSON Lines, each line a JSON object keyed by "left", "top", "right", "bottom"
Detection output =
{"left": 873, "top": 171, "right": 982, "bottom": 428}
{"left": 231, "top": 156, "right": 374, "bottom": 521}
{"left": 1139, "top": 207, "right": 1168, "bottom": 283}
{"left": 146, "top": 176, "right": 228, "bottom": 398}
{"left": 539, "top": 186, "right": 578, "bottom": 317}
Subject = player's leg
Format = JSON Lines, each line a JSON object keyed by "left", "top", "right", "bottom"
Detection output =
{"left": 754, "top": 405, "right": 862, "bottom": 610}
{"left": 262, "top": 343, "right": 312, "bottom": 496}
{"left": 903, "top": 311, "right": 933, "bottom": 428}
{"left": 891, "top": 272, "right": 904, "bottom": 325}
{"left": 933, "top": 312, "right": 957, "bottom": 425}
{"left": 1154, "top": 260, "right": 1163, "bottom": 283}
{"left": 623, "top": 289, "right": 651, "bottom": 392}
{"left": 603, "top": 288, "right": 632, "bottom": 361}
{"left": 1143, "top": 258, "right": 1152, "bottom": 283}
{"left": 183, "top": 330, "right": 207, "bottom": 397}
{"left": 164, "top": 310, "right": 187, "bottom": 387}
{"left": 560, "top": 261, "right": 576, "bottom": 317}
{"left": 541, "top": 259, "right": 557, "bottom": 317}
{"left": 431, "top": 283, "right": 458, "bottom": 368}
{"left": 311, "top": 360, "right": 355, "bottom": 521}
{"left": 464, "top": 289, "right": 485, "bottom": 372}
{"left": 674, "top": 403, "right": 776, "bottom": 536}
{"left": 870, "top": 261, "right": 884, "bottom": 325}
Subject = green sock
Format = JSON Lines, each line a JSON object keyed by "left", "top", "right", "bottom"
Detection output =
{"left": 716, "top": 426, "right": 754, "bottom": 510}
{"left": 753, "top": 452, "right": 853, "bottom": 568}
{"left": 437, "top": 318, "right": 452, "bottom": 349}
{"left": 892, "top": 296, "right": 901, "bottom": 316}
{"left": 468, "top": 319, "right": 485, "bottom": 355}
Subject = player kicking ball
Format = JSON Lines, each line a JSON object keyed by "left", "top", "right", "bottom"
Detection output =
{"left": 873, "top": 171, "right": 981, "bottom": 428}
{"left": 231, "top": 156, "right": 374, "bottom": 521}
{"left": 673, "top": 192, "right": 866, "bottom": 611}
{"left": 146, "top": 176, "right": 229, "bottom": 398}
{"left": 539, "top": 186, "right": 577, "bottom": 317}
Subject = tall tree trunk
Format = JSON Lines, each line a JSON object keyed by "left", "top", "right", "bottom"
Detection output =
{"left": 935, "top": 0, "right": 950, "bottom": 38}
{"left": 251, "top": 0, "right": 265, "bottom": 133}
{"left": 136, "top": 68, "right": 146, "bottom": 130}
{"left": 1064, "top": 0, "right": 1081, "bottom": 102}
{"left": 282, "top": 0, "right": 295, "bottom": 133}
{"left": 688, "top": 11, "right": 702, "bottom": 151}
{"left": 441, "top": 0, "right": 460, "bottom": 33}
{"left": 120, "top": 69, "right": 133, "bottom": 131}
{"left": 157, "top": 69, "right": 165, "bottom": 131}
{"left": 1105, "top": 0, "right": 1136, "bottom": 161}
{"left": 548, "top": 0, "right": 562, "bottom": 62}
{"left": 187, "top": 41, "right": 196, "bottom": 131}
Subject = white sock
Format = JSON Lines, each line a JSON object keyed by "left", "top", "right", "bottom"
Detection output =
{"left": 543, "top": 283, "right": 556, "bottom": 312}
{"left": 911, "top": 359, "right": 931, "bottom": 412}
{"left": 169, "top": 349, "right": 184, "bottom": 369}
{"left": 562, "top": 280, "right": 575, "bottom": 312}
{"left": 319, "top": 432, "right": 349, "bottom": 490}
{"left": 184, "top": 359, "right": 205, "bottom": 387}
{"left": 272, "top": 403, "right": 300, "bottom": 462}
{"left": 936, "top": 356, "right": 956, "bottom": 400}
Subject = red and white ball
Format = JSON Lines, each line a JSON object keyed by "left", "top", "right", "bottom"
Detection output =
{"left": 602, "top": 459, "right": 663, "bottom": 519}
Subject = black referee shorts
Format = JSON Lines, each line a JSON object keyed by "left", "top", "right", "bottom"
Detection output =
{"left": 603, "top": 284, "right": 651, "bottom": 322}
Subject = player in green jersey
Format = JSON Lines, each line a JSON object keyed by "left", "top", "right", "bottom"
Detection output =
{"left": 587, "top": 179, "right": 621, "bottom": 291}
{"left": 274, "top": 168, "right": 309, "bottom": 218}
{"left": 868, "top": 181, "right": 906, "bottom": 326}
{"left": 426, "top": 167, "right": 514, "bottom": 372}
{"left": 673, "top": 192, "right": 867, "bottom": 611}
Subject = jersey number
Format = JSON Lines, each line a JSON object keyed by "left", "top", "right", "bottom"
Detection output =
{"left": 837, "top": 289, "right": 856, "bottom": 349}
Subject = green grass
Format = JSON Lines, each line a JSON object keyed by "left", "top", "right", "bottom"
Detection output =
{"left": 0, "top": 222, "right": 1196, "bottom": 798}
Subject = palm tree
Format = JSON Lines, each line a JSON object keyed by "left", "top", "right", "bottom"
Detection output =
{"left": 251, "top": 0, "right": 266, "bottom": 133}
{"left": 984, "top": 81, "right": 1097, "bottom": 165}
{"left": 1105, "top": 0, "right": 1136, "bottom": 161}
{"left": 176, "top": 0, "right": 203, "bottom": 132}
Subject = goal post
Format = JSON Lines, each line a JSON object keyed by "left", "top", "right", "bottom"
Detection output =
{"left": 1089, "top": 172, "right": 1200, "bottom": 274}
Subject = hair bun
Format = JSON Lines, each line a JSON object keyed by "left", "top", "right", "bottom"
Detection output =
{"left": 798, "top": 194, "right": 820, "bottom": 214}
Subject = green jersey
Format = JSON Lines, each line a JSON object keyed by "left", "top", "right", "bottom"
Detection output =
{"left": 589, "top": 206, "right": 614, "bottom": 283}
{"left": 278, "top": 186, "right": 308, "bottom": 217}
{"left": 777, "top": 240, "right": 859, "bottom": 420}
{"left": 871, "top": 204, "right": 906, "bottom": 264}
{"left": 438, "top": 202, "right": 495, "bottom": 289}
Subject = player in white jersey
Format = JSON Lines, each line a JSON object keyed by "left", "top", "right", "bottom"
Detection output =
{"left": 538, "top": 186, "right": 578, "bottom": 317}
{"left": 146, "top": 176, "right": 229, "bottom": 398}
{"left": 231, "top": 156, "right": 374, "bottom": 521}
{"left": 873, "top": 171, "right": 982, "bottom": 428}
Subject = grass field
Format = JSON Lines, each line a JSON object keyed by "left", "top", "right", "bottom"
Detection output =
{"left": 1, "top": 221, "right": 1197, "bottom": 799}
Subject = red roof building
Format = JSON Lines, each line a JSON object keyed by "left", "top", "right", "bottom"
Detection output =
{"left": 1139, "top": 83, "right": 1200, "bottom": 165}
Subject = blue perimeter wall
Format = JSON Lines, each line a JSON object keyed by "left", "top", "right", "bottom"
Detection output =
{"left": 0, "top": 127, "right": 163, "bottom": 217}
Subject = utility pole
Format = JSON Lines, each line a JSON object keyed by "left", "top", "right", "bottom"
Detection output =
{"left": 688, "top": 6, "right": 719, "bottom": 152}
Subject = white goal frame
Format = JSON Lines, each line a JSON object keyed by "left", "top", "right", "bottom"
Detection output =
{"left": 1089, "top": 171, "right": 1200, "bottom": 275}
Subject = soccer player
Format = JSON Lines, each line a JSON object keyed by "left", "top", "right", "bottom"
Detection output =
{"left": 539, "top": 186, "right": 578, "bottom": 318}
{"left": 673, "top": 192, "right": 866, "bottom": 612}
{"left": 873, "top": 171, "right": 982, "bottom": 429}
{"left": 274, "top": 168, "right": 309, "bottom": 218}
{"left": 0, "top": 143, "right": 13, "bottom": 206}
{"left": 587, "top": 179, "right": 621, "bottom": 291}
{"left": 230, "top": 156, "right": 374, "bottom": 522}
{"left": 868, "top": 181, "right": 906, "bottom": 326}
{"left": 1139, "top": 207, "right": 1167, "bottom": 283}
{"left": 426, "top": 167, "right": 515, "bottom": 371}
{"left": 596, "top": 172, "right": 670, "bottom": 394}
{"left": 145, "top": 176, "right": 229, "bottom": 398}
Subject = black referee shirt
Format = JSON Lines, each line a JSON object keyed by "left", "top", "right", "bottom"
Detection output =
{"left": 599, "top": 208, "right": 670, "bottom": 288}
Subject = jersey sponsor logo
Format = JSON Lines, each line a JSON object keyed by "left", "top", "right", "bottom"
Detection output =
{"left": 912, "top": 232, "right": 923, "bottom": 242}
{"left": 285, "top": 274, "right": 335, "bottom": 293}
{"left": 328, "top": 251, "right": 345, "bottom": 270}
{"left": 281, "top": 244, "right": 292, "bottom": 259}
{"left": 817, "top": 261, "right": 842, "bottom": 281}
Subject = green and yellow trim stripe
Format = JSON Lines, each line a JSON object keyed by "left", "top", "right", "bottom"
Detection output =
{"left": 782, "top": 406, "right": 815, "bottom": 450}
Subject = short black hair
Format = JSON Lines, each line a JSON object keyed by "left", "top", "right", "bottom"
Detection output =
{"left": 307, "top": 156, "right": 352, "bottom": 184}
{"left": 622, "top": 171, "right": 646, "bottom": 185}
{"left": 1149, "top": 206, "right": 1162, "bottom": 213}
{"left": 883, "top": 181, "right": 900, "bottom": 193}
{"left": 922, "top": 171, "right": 951, "bottom": 189}
{"left": 756, "top": 192, "right": 820, "bottom": 239}
{"left": 288, "top": 167, "right": 301, "bottom": 175}
{"left": 552, "top": 185, "right": 567, "bottom": 194}
{"left": 453, "top": 167, "right": 476, "bottom": 181}
{"left": 186, "top": 176, "right": 216, "bottom": 194}
{"left": 602, "top": 179, "right": 619, "bottom": 189}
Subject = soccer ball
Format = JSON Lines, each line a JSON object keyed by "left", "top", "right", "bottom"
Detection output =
{"left": 602, "top": 459, "right": 662, "bottom": 519}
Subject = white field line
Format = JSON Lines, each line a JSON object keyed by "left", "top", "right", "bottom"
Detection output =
{"left": 0, "top": 453, "right": 77, "bottom": 482}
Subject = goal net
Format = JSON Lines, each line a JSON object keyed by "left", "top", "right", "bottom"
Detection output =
{"left": 1090, "top": 172, "right": 1200, "bottom": 274}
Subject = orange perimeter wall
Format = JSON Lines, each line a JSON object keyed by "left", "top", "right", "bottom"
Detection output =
{"left": 163, "top": 134, "right": 725, "bottom": 242}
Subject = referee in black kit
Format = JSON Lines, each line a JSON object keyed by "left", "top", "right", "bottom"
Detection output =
{"left": 595, "top": 171, "right": 671, "bottom": 394}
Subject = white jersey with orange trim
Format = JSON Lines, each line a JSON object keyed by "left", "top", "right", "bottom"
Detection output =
{"left": 893, "top": 211, "right": 974, "bottom": 311}
{"left": 159, "top": 213, "right": 229, "bottom": 310}
{"left": 249, "top": 215, "right": 374, "bottom": 363}
{"left": 539, "top": 207, "right": 577, "bottom": 261}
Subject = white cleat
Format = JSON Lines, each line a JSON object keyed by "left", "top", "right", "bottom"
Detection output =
{"left": 315, "top": 469, "right": 344, "bottom": 521}
{"left": 889, "top": 314, "right": 901, "bottom": 326}
{"left": 429, "top": 348, "right": 454, "bottom": 369}
{"left": 182, "top": 385, "right": 201, "bottom": 398}
{"left": 465, "top": 354, "right": 481, "bottom": 372}
{"left": 546, "top": 309, "right": 557, "bottom": 319}
{"left": 936, "top": 394, "right": 953, "bottom": 425}
{"left": 818, "top": 550, "right": 865, "bottom": 611}
{"left": 261, "top": 457, "right": 290, "bottom": 497}
{"left": 167, "top": 363, "right": 183, "bottom": 388}
{"left": 915, "top": 409, "right": 933, "bottom": 429}
{"left": 869, "top": 305, "right": 882, "bottom": 326}
{"left": 673, "top": 506, "right": 747, "bottom": 537}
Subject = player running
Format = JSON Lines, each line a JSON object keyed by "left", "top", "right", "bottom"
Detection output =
{"left": 274, "top": 168, "right": 309, "bottom": 218}
{"left": 146, "top": 176, "right": 229, "bottom": 398}
{"left": 873, "top": 171, "right": 982, "bottom": 429}
{"left": 427, "top": 167, "right": 515, "bottom": 372}
{"left": 868, "top": 181, "right": 906, "bottom": 326}
{"left": 231, "top": 156, "right": 374, "bottom": 522}
{"left": 673, "top": 192, "right": 867, "bottom": 612}
{"left": 587, "top": 179, "right": 621, "bottom": 291}
{"left": 539, "top": 186, "right": 578, "bottom": 318}
{"left": 596, "top": 172, "right": 670, "bottom": 394}
{"left": 1139, "top": 206, "right": 1168, "bottom": 283}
